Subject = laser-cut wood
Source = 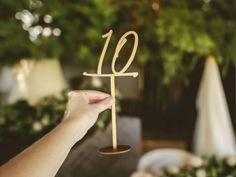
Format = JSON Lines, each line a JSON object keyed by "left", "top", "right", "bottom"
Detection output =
{"left": 83, "top": 30, "right": 139, "bottom": 154}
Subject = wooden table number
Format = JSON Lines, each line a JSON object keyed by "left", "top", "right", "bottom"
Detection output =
{"left": 83, "top": 30, "right": 139, "bottom": 155}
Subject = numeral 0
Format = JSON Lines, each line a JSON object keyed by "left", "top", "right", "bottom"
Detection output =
{"left": 97, "top": 30, "right": 139, "bottom": 74}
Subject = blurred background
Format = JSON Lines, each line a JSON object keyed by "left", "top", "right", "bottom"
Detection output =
{"left": 0, "top": 0, "right": 235, "bottom": 176}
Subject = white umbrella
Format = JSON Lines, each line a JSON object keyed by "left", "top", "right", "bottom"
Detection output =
{"left": 193, "top": 56, "right": 236, "bottom": 157}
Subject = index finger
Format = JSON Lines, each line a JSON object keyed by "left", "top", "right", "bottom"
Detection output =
{"left": 69, "top": 90, "right": 110, "bottom": 101}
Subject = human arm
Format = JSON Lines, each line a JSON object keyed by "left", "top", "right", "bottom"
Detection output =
{"left": 0, "top": 90, "right": 114, "bottom": 177}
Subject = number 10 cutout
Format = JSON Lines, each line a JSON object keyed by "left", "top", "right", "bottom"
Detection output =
{"left": 83, "top": 30, "right": 139, "bottom": 155}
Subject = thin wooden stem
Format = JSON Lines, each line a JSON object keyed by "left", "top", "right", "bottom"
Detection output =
{"left": 110, "top": 75, "right": 117, "bottom": 149}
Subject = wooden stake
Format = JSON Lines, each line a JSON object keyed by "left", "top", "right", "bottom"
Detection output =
{"left": 110, "top": 75, "right": 117, "bottom": 149}
{"left": 83, "top": 30, "right": 139, "bottom": 153}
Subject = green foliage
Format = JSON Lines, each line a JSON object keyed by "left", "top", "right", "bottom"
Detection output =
{"left": 139, "top": 0, "right": 235, "bottom": 85}
{"left": 1, "top": 0, "right": 235, "bottom": 67}
{"left": 0, "top": 0, "right": 118, "bottom": 66}
{"left": 0, "top": 0, "right": 235, "bottom": 107}
{"left": 0, "top": 0, "right": 63, "bottom": 64}
{"left": 154, "top": 7, "right": 215, "bottom": 84}
{"left": 53, "top": 0, "right": 118, "bottom": 66}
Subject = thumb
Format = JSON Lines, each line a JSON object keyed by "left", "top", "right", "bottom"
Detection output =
{"left": 93, "top": 96, "right": 115, "bottom": 113}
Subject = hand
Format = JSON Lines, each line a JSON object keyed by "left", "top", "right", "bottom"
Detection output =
{"left": 0, "top": 90, "right": 115, "bottom": 177}
{"left": 131, "top": 172, "right": 154, "bottom": 177}
{"left": 63, "top": 90, "right": 115, "bottom": 140}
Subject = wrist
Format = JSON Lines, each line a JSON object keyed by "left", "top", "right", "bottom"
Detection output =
{"left": 59, "top": 117, "right": 88, "bottom": 144}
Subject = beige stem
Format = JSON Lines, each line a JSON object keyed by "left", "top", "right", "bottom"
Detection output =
{"left": 110, "top": 75, "right": 117, "bottom": 149}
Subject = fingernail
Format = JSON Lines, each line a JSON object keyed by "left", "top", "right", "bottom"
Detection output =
{"left": 67, "top": 91, "right": 73, "bottom": 97}
{"left": 107, "top": 96, "right": 115, "bottom": 104}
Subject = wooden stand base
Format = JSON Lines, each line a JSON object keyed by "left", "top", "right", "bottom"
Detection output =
{"left": 98, "top": 145, "right": 131, "bottom": 155}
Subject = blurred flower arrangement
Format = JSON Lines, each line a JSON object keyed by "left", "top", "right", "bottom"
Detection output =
{"left": 160, "top": 156, "right": 236, "bottom": 177}
{"left": 135, "top": 156, "right": 236, "bottom": 177}
{"left": 0, "top": 92, "right": 66, "bottom": 142}
{"left": 0, "top": 76, "right": 121, "bottom": 142}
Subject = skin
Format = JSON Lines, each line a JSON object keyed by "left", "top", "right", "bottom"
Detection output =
{"left": 0, "top": 90, "right": 115, "bottom": 177}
